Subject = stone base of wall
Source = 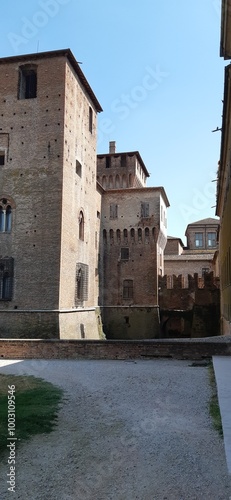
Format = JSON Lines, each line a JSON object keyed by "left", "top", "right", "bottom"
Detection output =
{"left": 101, "top": 306, "right": 160, "bottom": 339}
{"left": 0, "top": 309, "right": 102, "bottom": 340}
{"left": 221, "top": 317, "right": 231, "bottom": 336}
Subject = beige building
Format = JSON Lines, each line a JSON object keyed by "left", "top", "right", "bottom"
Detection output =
{"left": 164, "top": 218, "right": 219, "bottom": 282}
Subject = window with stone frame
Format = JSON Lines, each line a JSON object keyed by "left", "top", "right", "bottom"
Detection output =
{"left": 123, "top": 279, "right": 133, "bottom": 299}
{"left": 195, "top": 232, "right": 203, "bottom": 247}
{"left": 207, "top": 232, "right": 217, "bottom": 248}
{"left": 0, "top": 258, "right": 14, "bottom": 301}
{"left": 0, "top": 199, "right": 12, "bottom": 232}
{"left": 75, "top": 263, "right": 89, "bottom": 306}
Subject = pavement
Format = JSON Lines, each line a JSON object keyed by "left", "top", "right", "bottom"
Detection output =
{"left": 213, "top": 355, "right": 231, "bottom": 474}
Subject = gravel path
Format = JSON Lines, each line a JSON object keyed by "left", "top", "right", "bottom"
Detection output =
{"left": 0, "top": 359, "right": 230, "bottom": 500}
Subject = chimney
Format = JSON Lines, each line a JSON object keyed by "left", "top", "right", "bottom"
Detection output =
{"left": 109, "top": 141, "right": 116, "bottom": 154}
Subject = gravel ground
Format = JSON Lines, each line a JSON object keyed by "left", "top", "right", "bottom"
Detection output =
{"left": 0, "top": 358, "right": 230, "bottom": 500}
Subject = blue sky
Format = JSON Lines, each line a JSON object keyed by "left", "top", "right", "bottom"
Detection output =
{"left": 1, "top": 0, "right": 225, "bottom": 242}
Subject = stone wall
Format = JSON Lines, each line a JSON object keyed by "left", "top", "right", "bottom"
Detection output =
{"left": 101, "top": 306, "right": 160, "bottom": 340}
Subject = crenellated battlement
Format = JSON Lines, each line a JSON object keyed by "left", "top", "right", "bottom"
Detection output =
{"left": 159, "top": 272, "right": 220, "bottom": 291}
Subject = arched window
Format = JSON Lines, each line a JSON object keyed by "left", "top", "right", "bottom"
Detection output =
{"left": 129, "top": 173, "right": 133, "bottom": 187}
{"left": 122, "top": 175, "right": 127, "bottom": 188}
{"left": 109, "top": 175, "right": 114, "bottom": 188}
{"left": 115, "top": 174, "right": 120, "bottom": 188}
{"left": 130, "top": 228, "right": 135, "bottom": 242}
{"left": 123, "top": 229, "right": 128, "bottom": 244}
{"left": 138, "top": 228, "right": 142, "bottom": 242}
{"left": 116, "top": 229, "right": 121, "bottom": 243}
{"left": 145, "top": 227, "right": 150, "bottom": 242}
{"left": 103, "top": 229, "right": 107, "bottom": 244}
{"left": 109, "top": 229, "right": 114, "bottom": 242}
{"left": 0, "top": 199, "right": 12, "bottom": 232}
{"left": 79, "top": 211, "right": 84, "bottom": 241}
{"left": 102, "top": 176, "right": 107, "bottom": 189}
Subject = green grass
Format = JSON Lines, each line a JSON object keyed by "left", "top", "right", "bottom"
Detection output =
{"left": 208, "top": 362, "right": 223, "bottom": 436}
{"left": 0, "top": 374, "right": 64, "bottom": 457}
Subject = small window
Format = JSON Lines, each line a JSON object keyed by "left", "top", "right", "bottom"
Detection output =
{"left": 0, "top": 201, "right": 12, "bottom": 232}
{"left": 121, "top": 248, "right": 129, "bottom": 260}
{"left": 0, "top": 152, "right": 5, "bottom": 166}
{"left": 0, "top": 258, "right": 14, "bottom": 301}
{"left": 76, "top": 160, "right": 82, "bottom": 177}
{"left": 195, "top": 233, "right": 203, "bottom": 247}
{"left": 89, "top": 106, "right": 93, "bottom": 133}
{"left": 79, "top": 211, "right": 84, "bottom": 241}
{"left": 18, "top": 65, "right": 37, "bottom": 99}
{"left": 138, "top": 228, "right": 142, "bottom": 241}
{"left": 75, "top": 263, "right": 89, "bottom": 305}
{"left": 207, "top": 232, "right": 216, "bottom": 248}
{"left": 141, "top": 202, "right": 149, "bottom": 218}
{"left": 123, "top": 279, "right": 133, "bottom": 299}
{"left": 110, "top": 204, "right": 118, "bottom": 219}
{"left": 106, "top": 157, "right": 111, "bottom": 168}
{"left": 202, "top": 267, "right": 210, "bottom": 276}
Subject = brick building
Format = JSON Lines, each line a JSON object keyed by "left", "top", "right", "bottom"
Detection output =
{"left": 0, "top": 49, "right": 103, "bottom": 339}
{"left": 164, "top": 218, "right": 219, "bottom": 282}
{"left": 98, "top": 142, "right": 169, "bottom": 339}
{"left": 0, "top": 50, "right": 169, "bottom": 340}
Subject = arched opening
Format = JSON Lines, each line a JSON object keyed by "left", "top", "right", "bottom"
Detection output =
{"left": 79, "top": 211, "right": 84, "bottom": 241}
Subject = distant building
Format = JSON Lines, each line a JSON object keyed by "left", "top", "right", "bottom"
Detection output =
{"left": 164, "top": 218, "right": 219, "bottom": 282}
{"left": 98, "top": 142, "right": 170, "bottom": 339}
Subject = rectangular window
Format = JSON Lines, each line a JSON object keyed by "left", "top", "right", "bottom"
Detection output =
{"left": 0, "top": 152, "right": 5, "bottom": 166}
{"left": 0, "top": 258, "right": 14, "bottom": 301}
{"left": 18, "top": 66, "right": 37, "bottom": 99}
{"left": 75, "top": 263, "right": 89, "bottom": 306}
{"left": 195, "top": 233, "right": 203, "bottom": 247}
{"left": 110, "top": 204, "right": 118, "bottom": 219}
{"left": 123, "top": 279, "right": 133, "bottom": 299}
{"left": 89, "top": 107, "right": 93, "bottom": 133}
{"left": 141, "top": 202, "right": 149, "bottom": 218}
{"left": 106, "top": 157, "right": 111, "bottom": 168}
{"left": 121, "top": 248, "right": 129, "bottom": 260}
{"left": 76, "top": 160, "right": 82, "bottom": 177}
{"left": 202, "top": 267, "right": 209, "bottom": 276}
{"left": 207, "top": 232, "right": 216, "bottom": 247}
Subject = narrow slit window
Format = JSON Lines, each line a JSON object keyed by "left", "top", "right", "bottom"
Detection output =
{"left": 89, "top": 106, "right": 93, "bottom": 133}
{"left": 0, "top": 152, "right": 5, "bottom": 166}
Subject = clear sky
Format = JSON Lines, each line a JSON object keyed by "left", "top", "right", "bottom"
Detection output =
{"left": 1, "top": 0, "right": 225, "bottom": 243}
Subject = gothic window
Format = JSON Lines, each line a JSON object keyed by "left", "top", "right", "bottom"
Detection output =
{"left": 138, "top": 228, "right": 142, "bottom": 241}
{"left": 18, "top": 65, "right": 37, "bottom": 99}
{"left": 0, "top": 258, "right": 14, "bottom": 301}
{"left": 116, "top": 229, "right": 121, "bottom": 243}
{"left": 79, "top": 211, "right": 84, "bottom": 241}
{"left": 103, "top": 229, "right": 107, "bottom": 244}
{"left": 0, "top": 199, "right": 12, "bottom": 232}
{"left": 130, "top": 228, "right": 135, "bottom": 242}
{"left": 145, "top": 227, "right": 150, "bottom": 242}
{"left": 109, "top": 229, "right": 114, "bottom": 241}
{"left": 123, "top": 279, "right": 133, "bottom": 299}
{"left": 75, "top": 263, "right": 89, "bottom": 305}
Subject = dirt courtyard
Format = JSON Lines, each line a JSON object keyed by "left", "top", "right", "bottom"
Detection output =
{"left": 0, "top": 358, "right": 230, "bottom": 500}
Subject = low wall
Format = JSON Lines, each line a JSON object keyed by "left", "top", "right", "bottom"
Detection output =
{"left": 0, "top": 339, "right": 230, "bottom": 360}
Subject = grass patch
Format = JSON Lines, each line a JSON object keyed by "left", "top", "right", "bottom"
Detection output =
{"left": 0, "top": 374, "right": 64, "bottom": 457}
{"left": 208, "top": 362, "right": 223, "bottom": 436}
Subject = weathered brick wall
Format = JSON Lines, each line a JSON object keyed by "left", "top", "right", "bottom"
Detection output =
{"left": 0, "top": 338, "right": 230, "bottom": 360}
{"left": 101, "top": 306, "right": 160, "bottom": 339}
{"left": 159, "top": 273, "right": 220, "bottom": 337}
